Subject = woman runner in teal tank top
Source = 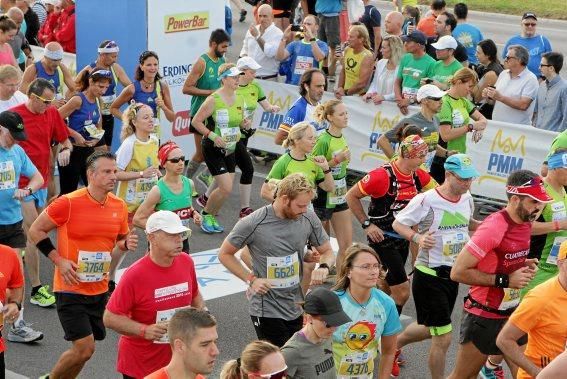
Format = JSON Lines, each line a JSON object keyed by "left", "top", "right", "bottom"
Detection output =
{"left": 132, "top": 141, "right": 202, "bottom": 253}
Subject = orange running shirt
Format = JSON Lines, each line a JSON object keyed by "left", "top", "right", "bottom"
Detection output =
{"left": 510, "top": 276, "right": 567, "bottom": 379}
{"left": 0, "top": 245, "right": 24, "bottom": 353}
{"left": 46, "top": 188, "right": 129, "bottom": 295}
{"left": 144, "top": 367, "right": 205, "bottom": 379}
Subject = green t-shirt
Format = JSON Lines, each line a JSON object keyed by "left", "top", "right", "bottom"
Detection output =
{"left": 438, "top": 94, "right": 476, "bottom": 153}
{"left": 155, "top": 177, "right": 193, "bottom": 226}
{"left": 190, "top": 54, "right": 225, "bottom": 116}
{"left": 312, "top": 130, "right": 349, "bottom": 208}
{"left": 236, "top": 79, "right": 266, "bottom": 117}
{"left": 397, "top": 53, "right": 436, "bottom": 98}
{"left": 209, "top": 92, "right": 244, "bottom": 152}
{"left": 430, "top": 59, "right": 463, "bottom": 87}
{"left": 266, "top": 152, "right": 325, "bottom": 187}
{"left": 546, "top": 129, "right": 567, "bottom": 161}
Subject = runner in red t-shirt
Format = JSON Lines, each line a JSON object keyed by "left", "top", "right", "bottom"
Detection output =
{"left": 144, "top": 308, "right": 218, "bottom": 379}
{"left": 105, "top": 211, "right": 206, "bottom": 378}
{"left": 448, "top": 170, "right": 553, "bottom": 379}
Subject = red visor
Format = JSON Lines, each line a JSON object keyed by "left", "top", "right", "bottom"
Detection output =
{"left": 506, "top": 177, "right": 553, "bottom": 203}
{"left": 158, "top": 141, "right": 180, "bottom": 167}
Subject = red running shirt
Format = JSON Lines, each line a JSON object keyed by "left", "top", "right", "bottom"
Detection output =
{"left": 0, "top": 245, "right": 24, "bottom": 353}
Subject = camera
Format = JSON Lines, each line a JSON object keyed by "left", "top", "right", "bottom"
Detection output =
{"left": 291, "top": 24, "right": 304, "bottom": 32}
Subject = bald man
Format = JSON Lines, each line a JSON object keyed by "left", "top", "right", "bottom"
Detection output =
{"left": 385, "top": 11, "right": 404, "bottom": 37}
{"left": 21, "top": 42, "right": 75, "bottom": 108}
{"left": 239, "top": 3, "right": 283, "bottom": 80}
{"left": 7, "top": 6, "right": 31, "bottom": 71}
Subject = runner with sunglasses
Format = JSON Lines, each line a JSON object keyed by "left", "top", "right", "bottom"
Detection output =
{"left": 57, "top": 68, "right": 111, "bottom": 194}
{"left": 76, "top": 40, "right": 132, "bottom": 149}
{"left": 331, "top": 243, "right": 402, "bottom": 379}
{"left": 281, "top": 287, "right": 351, "bottom": 378}
{"left": 111, "top": 50, "right": 175, "bottom": 140}
{"left": 133, "top": 141, "right": 202, "bottom": 254}
{"left": 221, "top": 340, "right": 288, "bottom": 379}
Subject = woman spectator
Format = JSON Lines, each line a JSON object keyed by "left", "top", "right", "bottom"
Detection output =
{"left": 402, "top": 5, "right": 420, "bottom": 35}
{"left": 57, "top": 68, "right": 111, "bottom": 195}
{"left": 332, "top": 243, "right": 402, "bottom": 379}
{"left": 363, "top": 35, "right": 404, "bottom": 105}
{"left": 111, "top": 50, "right": 175, "bottom": 140}
{"left": 431, "top": 67, "right": 487, "bottom": 183}
{"left": 281, "top": 287, "right": 351, "bottom": 378}
{"left": 335, "top": 24, "right": 374, "bottom": 98}
{"left": 472, "top": 39, "right": 504, "bottom": 119}
{"left": 191, "top": 63, "right": 250, "bottom": 234}
{"left": 312, "top": 99, "right": 352, "bottom": 269}
{"left": 0, "top": 16, "right": 18, "bottom": 67}
{"left": 221, "top": 340, "right": 288, "bottom": 379}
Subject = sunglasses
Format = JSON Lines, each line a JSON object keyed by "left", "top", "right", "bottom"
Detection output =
{"left": 504, "top": 56, "right": 518, "bottom": 62}
{"left": 426, "top": 97, "right": 442, "bottom": 102}
{"left": 32, "top": 93, "right": 55, "bottom": 104}
{"left": 540, "top": 63, "right": 552, "bottom": 67}
{"left": 102, "top": 40, "right": 118, "bottom": 49}
{"left": 517, "top": 177, "right": 543, "bottom": 188}
{"left": 523, "top": 23, "right": 537, "bottom": 27}
{"left": 252, "top": 367, "right": 288, "bottom": 379}
{"left": 90, "top": 69, "right": 112, "bottom": 78}
{"left": 167, "top": 156, "right": 185, "bottom": 164}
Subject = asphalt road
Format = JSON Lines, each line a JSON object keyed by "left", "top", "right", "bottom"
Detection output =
{"left": 6, "top": 3, "right": 567, "bottom": 378}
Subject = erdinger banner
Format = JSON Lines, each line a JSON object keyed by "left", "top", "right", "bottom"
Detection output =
{"left": 247, "top": 81, "right": 558, "bottom": 202}
{"left": 148, "top": 0, "right": 224, "bottom": 155}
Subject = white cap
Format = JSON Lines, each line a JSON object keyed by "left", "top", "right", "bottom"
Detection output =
{"left": 417, "top": 84, "right": 446, "bottom": 101}
{"left": 431, "top": 35, "right": 458, "bottom": 50}
{"left": 146, "top": 211, "right": 190, "bottom": 235}
{"left": 236, "top": 56, "right": 262, "bottom": 70}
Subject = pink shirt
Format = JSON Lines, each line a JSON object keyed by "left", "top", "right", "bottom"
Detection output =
{"left": 0, "top": 43, "right": 16, "bottom": 66}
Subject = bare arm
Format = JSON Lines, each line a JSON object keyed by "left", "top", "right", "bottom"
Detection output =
{"left": 110, "top": 84, "right": 135, "bottom": 119}
{"left": 450, "top": 247, "right": 495, "bottom": 286}
{"left": 494, "top": 92, "right": 534, "bottom": 111}
{"left": 103, "top": 309, "right": 167, "bottom": 341}
{"left": 496, "top": 321, "right": 540, "bottom": 377}
{"left": 28, "top": 211, "right": 64, "bottom": 266}
{"left": 300, "top": 0, "right": 309, "bottom": 14}
{"left": 439, "top": 122, "right": 469, "bottom": 142}
{"left": 378, "top": 334, "right": 397, "bottom": 379}
{"left": 57, "top": 95, "right": 81, "bottom": 119}
{"left": 377, "top": 134, "right": 395, "bottom": 158}
{"left": 275, "top": 30, "right": 290, "bottom": 61}
{"left": 346, "top": 184, "right": 368, "bottom": 224}
{"left": 318, "top": 172, "right": 335, "bottom": 192}
{"left": 260, "top": 181, "right": 276, "bottom": 202}
{"left": 113, "top": 63, "right": 133, "bottom": 87}
{"left": 157, "top": 82, "right": 175, "bottom": 122}
{"left": 182, "top": 57, "right": 208, "bottom": 96}
{"left": 191, "top": 96, "right": 215, "bottom": 136}
{"left": 132, "top": 185, "right": 161, "bottom": 229}
{"left": 218, "top": 239, "right": 252, "bottom": 283}
{"left": 20, "top": 63, "right": 37, "bottom": 94}
{"left": 537, "top": 350, "right": 567, "bottom": 379}
{"left": 274, "top": 128, "right": 289, "bottom": 145}
{"left": 60, "top": 63, "right": 76, "bottom": 97}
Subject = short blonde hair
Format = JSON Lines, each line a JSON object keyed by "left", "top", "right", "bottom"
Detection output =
{"left": 0, "top": 64, "right": 21, "bottom": 82}
{"left": 349, "top": 24, "right": 371, "bottom": 51}
{"left": 276, "top": 173, "right": 316, "bottom": 200}
{"left": 282, "top": 121, "right": 314, "bottom": 149}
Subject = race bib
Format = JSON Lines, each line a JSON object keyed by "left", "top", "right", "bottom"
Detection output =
{"left": 328, "top": 177, "right": 347, "bottom": 206}
{"left": 441, "top": 232, "right": 468, "bottom": 266}
{"left": 100, "top": 94, "right": 116, "bottom": 115}
{"left": 76, "top": 251, "right": 111, "bottom": 282}
{"left": 294, "top": 56, "right": 314, "bottom": 76}
{"left": 547, "top": 236, "right": 567, "bottom": 266}
{"left": 338, "top": 352, "right": 374, "bottom": 379}
{"left": 0, "top": 160, "right": 16, "bottom": 190}
{"left": 498, "top": 288, "right": 521, "bottom": 311}
{"left": 220, "top": 127, "right": 239, "bottom": 144}
{"left": 83, "top": 122, "right": 105, "bottom": 140}
{"left": 401, "top": 87, "right": 418, "bottom": 99}
{"left": 266, "top": 253, "right": 300, "bottom": 289}
{"left": 154, "top": 306, "right": 191, "bottom": 344}
{"left": 126, "top": 176, "right": 157, "bottom": 204}
{"left": 452, "top": 110, "right": 465, "bottom": 128}
{"left": 216, "top": 109, "right": 229, "bottom": 128}
{"left": 551, "top": 201, "right": 567, "bottom": 221}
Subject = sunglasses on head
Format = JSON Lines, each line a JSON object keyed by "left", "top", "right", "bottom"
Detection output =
{"left": 103, "top": 40, "right": 118, "bottom": 49}
{"left": 167, "top": 156, "right": 185, "bottom": 164}
{"left": 252, "top": 367, "right": 288, "bottom": 379}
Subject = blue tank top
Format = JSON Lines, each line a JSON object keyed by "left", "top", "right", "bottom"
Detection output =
{"left": 89, "top": 62, "right": 116, "bottom": 96}
{"left": 35, "top": 61, "right": 61, "bottom": 95}
{"left": 132, "top": 80, "right": 158, "bottom": 117}
{"left": 68, "top": 92, "right": 100, "bottom": 140}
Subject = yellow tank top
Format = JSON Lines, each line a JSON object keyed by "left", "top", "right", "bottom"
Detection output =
{"left": 344, "top": 47, "right": 373, "bottom": 93}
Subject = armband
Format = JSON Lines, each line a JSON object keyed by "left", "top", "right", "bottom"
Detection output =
{"left": 208, "top": 132, "right": 218, "bottom": 142}
{"left": 494, "top": 273, "right": 509, "bottom": 288}
{"left": 36, "top": 237, "right": 56, "bottom": 258}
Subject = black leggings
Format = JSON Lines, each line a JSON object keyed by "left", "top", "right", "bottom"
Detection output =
{"left": 59, "top": 146, "right": 94, "bottom": 195}
{"left": 235, "top": 137, "right": 254, "bottom": 185}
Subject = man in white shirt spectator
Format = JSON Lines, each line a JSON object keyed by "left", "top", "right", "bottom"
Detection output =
{"left": 239, "top": 3, "right": 283, "bottom": 81}
{"left": 483, "top": 45, "right": 539, "bottom": 125}
{"left": 534, "top": 52, "right": 567, "bottom": 132}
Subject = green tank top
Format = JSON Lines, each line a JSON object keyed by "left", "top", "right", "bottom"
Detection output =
{"left": 266, "top": 152, "right": 325, "bottom": 187}
{"left": 209, "top": 92, "right": 244, "bottom": 152}
{"left": 236, "top": 80, "right": 266, "bottom": 118}
{"left": 155, "top": 177, "right": 193, "bottom": 228}
{"left": 190, "top": 54, "right": 225, "bottom": 116}
{"left": 312, "top": 130, "right": 349, "bottom": 208}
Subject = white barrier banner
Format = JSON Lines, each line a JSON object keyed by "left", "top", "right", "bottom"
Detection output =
{"left": 247, "top": 80, "right": 558, "bottom": 202}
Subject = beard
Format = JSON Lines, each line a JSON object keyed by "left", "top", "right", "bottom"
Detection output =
{"left": 214, "top": 49, "right": 224, "bottom": 58}
{"left": 517, "top": 201, "right": 541, "bottom": 222}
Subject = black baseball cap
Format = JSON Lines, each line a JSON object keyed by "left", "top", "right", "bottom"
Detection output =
{"left": 304, "top": 287, "right": 351, "bottom": 327}
{"left": 0, "top": 111, "right": 25, "bottom": 141}
{"left": 522, "top": 12, "right": 537, "bottom": 21}
{"left": 401, "top": 31, "right": 427, "bottom": 46}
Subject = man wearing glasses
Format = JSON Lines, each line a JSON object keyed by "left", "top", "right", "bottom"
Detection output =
{"left": 502, "top": 12, "right": 552, "bottom": 77}
{"left": 482, "top": 45, "right": 539, "bottom": 125}
{"left": 533, "top": 52, "right": 567, "bottom": 132}
{"left": 275, "top": 14, "right": 329, "bottom": 86}
{"left": 447, "top": 170, "right": 552, "bottom": 379}
{"left": 392, "top": 154, "right": 481, "bottom": 379}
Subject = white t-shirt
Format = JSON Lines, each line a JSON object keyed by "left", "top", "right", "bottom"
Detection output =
{"left": 0, "top": 91, "right": 28, "bottom": 112}
{"left": 492, "top": 68, "right": 539, "bottom": 125}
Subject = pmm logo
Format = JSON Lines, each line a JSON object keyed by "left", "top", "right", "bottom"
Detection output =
{"left": 368, "top": 111, "right": 400, "bottom": 150}
{"left": 164, "top": 12, "right": 209, "bottom": 33}
{"left": 486, "top": 129, "right": 526, "bottom": 179}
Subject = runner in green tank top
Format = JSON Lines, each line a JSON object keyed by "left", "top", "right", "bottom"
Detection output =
{"left": 183, "top": 29, "right": 231, "bottom": 187}
{"left": 133, "top": 142, "right": 202, "bottom": 253}
{"left": 191, "top": 63, "right": 251, "bottom": 234}
{"left": 311, "top": 100, "right": 353, "bottom": 269}
{"left": 522, "top": 151, "right": 567, "bottom": 297}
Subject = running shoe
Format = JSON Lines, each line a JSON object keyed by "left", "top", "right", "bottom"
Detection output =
{"left": 391, "top": 355, "right": 400, "bottom": 377}
{"left": 197, "top": 171, "right": 214, "bottom": 189}
{"left": 395, "top": 349, "right": 406, "bottom": 366}
{"left": 211, "top": 215, "right": 224, "bottom": 233}
{"left": 239, "top": 9, "right": 247, "bottom": 22}
{"left": 480, "top": 364, "right": 504, "bottom": 379}
{"left": 239, "top": 207, "right": 254, "bottom": 218}
{"left": 7, "top": 320, "right": 44, "bottom": 343}
{"left": 201, "top": 214, "right": 216, "bottom": 234}
{"left": 196, "top": 194, "right": 208, "bottom": 208}
{"left": 30, "top": 285, "right": 56, "bottom": 307}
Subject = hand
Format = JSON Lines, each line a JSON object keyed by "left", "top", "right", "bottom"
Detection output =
{"left": 334, "top": 87, "right": 345, "bottom": 99}
{"left": 416, "top": 231, "right": 436, "bottom": 249}
{"left": 303, "top": 248, "right": 320, "bottom": 263}
{"left": 524, "top": 258, "right": 539, "bottom": 272}
{"left": 483, "top": 86, "right": 497, "bottom": 100}
{"left": 142, "top": 166, "right": 161, "bottom": 178}
{"left": 58, "top": 149, "right": 71, "bottom": 167}
{"left": 311, "top": 155, "right": 330, "bottom": 171}
{"left": 240, "top": 118, "right": 252, "bottom": 130}
{"left": 249, "top": 24, "right": 259, "bottom": 38}
{"left": 73, "top": 132, "right": 87, "bottom": 146}
{"left": 363, "top": 92, "right": 375, "bottom": 103}
{"left": 3, "top": 303, "right": 19, "bottom": 323}
{"left": 84, "top": 139, "right": 98, "bottom": 147}
{"left": 334, "top": 148, "right": 350, "bottom": 164}
{"left": 372, "top": 93, "right": 385, "bottom": 105}
{"left": 155, "top": 98, "right": 165, "bottom": 109}
{"left": 508, "top": 267, "right": 535, "bottom": 289}
{"left": 250, "top": 278, "right": 271, "bottom": 295}
{"left": 365, "top": 223, "right": 384, "bottom": 243}
{"left": 310, "top": 267, "right": 329, "bottom": 285}
{"left": 472, "top": 120, "right": 487, "bottom": 131}
{"left": 283, "top": 25, "right": 293, "bottom": 40}
{"left": 399, "top": 105, "right": 409, "bottom": 115}
{"left": 124, "top": 232, "right": 138, "bottom": 251}
{"left": 270, "top": 105, "right": 280, "bottom": 113}
{"left": 56, "top": 258, "right": 80, "bottom": 285}
{"left": 193, "top": 211, "right": 202, "bottom": 226}
{"left": 213, "top": 136, "right": 226, "bottom": 149}
{"left": 406, "top": 24, "right": 416, "bottom": 34}
{"left": 143, "top": 323, "right": 168, "bottom": 341}
{"left": 13, "top": 188, "right": 30, "bottom": 200}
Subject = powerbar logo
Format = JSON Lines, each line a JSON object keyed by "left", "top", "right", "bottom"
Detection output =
{"left": 164, "top": 12, "right": 209, "bottom": 33}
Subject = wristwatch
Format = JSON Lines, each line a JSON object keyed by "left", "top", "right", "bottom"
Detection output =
{"left": 24, "top": 187, "right": 33, "bottom": 195}
{"left": 361, "top": 219, "right": 371, "bottom": 229}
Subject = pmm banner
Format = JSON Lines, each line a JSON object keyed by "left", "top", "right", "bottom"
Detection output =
{"left": 246, "top": 80, "right": 558, "bottom": 202}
